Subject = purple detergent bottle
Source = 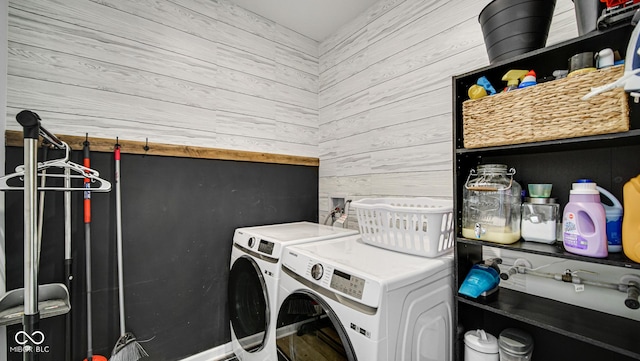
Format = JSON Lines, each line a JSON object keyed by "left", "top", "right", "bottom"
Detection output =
{"left": 563, "top": 179, "right": 608, "bottom": 258}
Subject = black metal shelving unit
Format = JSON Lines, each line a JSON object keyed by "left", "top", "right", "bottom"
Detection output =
{"left": 457, "top": 288, "right": 640, "bottom": 359}
{"left": 457, "top": 237, "right": 640, "bottom": 270}
{"left": 453, "top": 24, "right": 640, "bottom": 361}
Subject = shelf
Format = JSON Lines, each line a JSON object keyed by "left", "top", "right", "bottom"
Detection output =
{"left": 453, "top": 24, "right": 640, "bottom": 361}
{"left": 457, "top": 237, "right": 640, "bottom": 270}
{"left": 457, "top": 288, "right": 640, "bottom": 359}
{"left": 455, "top": 129, "right": 640, "bottom": 156}
{"left": 453, "top": 24, "right": 633, "bottom": 79}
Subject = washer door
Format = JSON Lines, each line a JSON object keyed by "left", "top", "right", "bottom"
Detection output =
{"left": 275, "top": 290, "right": 357, "bottom": 361}
{"left": 228, "top": 256, "right": 270, "bottom": 352}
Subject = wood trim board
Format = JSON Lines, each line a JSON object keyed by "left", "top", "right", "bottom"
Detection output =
{"left": 5, "top": 130, "right": 319, "bottom": 166}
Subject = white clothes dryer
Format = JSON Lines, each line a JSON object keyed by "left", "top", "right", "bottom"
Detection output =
{"left": 228, "top": 222, "right": 358, "bottom": 361}
{"left": 275, "top": 235, "right": 454, "bottom": 361}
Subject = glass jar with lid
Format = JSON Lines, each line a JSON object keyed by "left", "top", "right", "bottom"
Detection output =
{"left": 462, "top": 164, "right": 522, "bottom": 244}
{"left": 521, "top": 197, "right": 559, "bottom": 244}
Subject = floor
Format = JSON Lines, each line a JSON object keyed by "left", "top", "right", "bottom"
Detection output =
{"left": 276, "top": 325, "right": 347, "bottom": 361}
{"left": 221, "top": 324, "right": 346, "bottom": 361}
{"left": 217, "top": 356, "right": 238, "bottom": 361}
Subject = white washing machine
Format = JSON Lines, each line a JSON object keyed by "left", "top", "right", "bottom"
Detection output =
{"left": 228, "top": 222, "right": 358, "bottom": 361}
{"left": 275, "top": 235, "right": 454, "bottom": 361}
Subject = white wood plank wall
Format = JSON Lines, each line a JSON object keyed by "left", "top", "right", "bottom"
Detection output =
{"left": 6, "top": 0, "right": 319, "bottom": 157}
{"left": 318, "top": 0, "right": 579, "bottom": 225}
{"left": 6, "top": 0, "right": 582, "bottom": 225}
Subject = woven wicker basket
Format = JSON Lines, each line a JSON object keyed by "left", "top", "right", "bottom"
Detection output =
{"left": 462, "top": 65, "right": 629, "bottom": 149}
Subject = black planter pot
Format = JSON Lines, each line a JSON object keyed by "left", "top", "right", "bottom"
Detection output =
{"left": 479, "top": 0, "right": 557, "bottom": 63}
{"left": 572, "top": 0, "right": 606, "bottom": 35}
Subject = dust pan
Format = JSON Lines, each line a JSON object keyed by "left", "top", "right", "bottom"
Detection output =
{"left": 0, "top": 283, "right": 70, "bottom": 326}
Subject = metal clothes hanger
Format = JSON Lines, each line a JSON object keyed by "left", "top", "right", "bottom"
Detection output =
{"left": 0, "top": 119, "right": 111, "bottom": 192}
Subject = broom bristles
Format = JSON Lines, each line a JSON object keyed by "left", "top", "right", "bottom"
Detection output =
{"left": 109, "top": 332, "right": 148, "bottom": 361}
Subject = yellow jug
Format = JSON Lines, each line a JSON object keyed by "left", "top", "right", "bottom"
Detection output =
{"left": 623, "top": 175, "right": 640, "bottom": 263}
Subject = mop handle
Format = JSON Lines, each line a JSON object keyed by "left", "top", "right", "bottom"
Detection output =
{"left": 84, "top": 140, "right": 94, "bottom": 358}
{"left": 64, "top": 166, "right": 72, "bottom": 361}
{"left": 37, "top": 146, "right": 48, "bottom": 269}
{"left": 115, "top": 144, "right": 126, "bottom": 334}
{"left": 84, "top": 141, "right": 91, "bottom": 223}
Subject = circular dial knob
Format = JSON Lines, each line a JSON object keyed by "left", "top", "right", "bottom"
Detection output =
{"left": 248, "top": 237, "right": 256, "bottom": 248}
{"left": 310, "top": 263, "right": 324, "bottom": 280}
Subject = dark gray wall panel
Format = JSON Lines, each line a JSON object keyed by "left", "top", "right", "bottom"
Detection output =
{"left": 5, "top": 146, "right": 318, "bottom": 361}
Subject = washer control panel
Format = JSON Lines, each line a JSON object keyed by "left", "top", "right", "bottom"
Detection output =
{"left": 245, "top": 236, "right": 275, "bottom": 255}
{"left": 234, "top": 231, "right": 279, "bottom": 258}
{"left": 258, "top": 239, "right": 274, "bottom": 255}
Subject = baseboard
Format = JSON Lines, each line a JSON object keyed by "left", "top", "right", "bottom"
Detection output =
{"left": 179, "top": 342, "right": 234, "bottom": 361}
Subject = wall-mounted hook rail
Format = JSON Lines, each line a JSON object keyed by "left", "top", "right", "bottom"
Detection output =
{"left": 5, "top": 130, "right": 319, "bottom": 166}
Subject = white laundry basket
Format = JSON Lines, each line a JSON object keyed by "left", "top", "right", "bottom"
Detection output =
{"left": 351, "top": 197, "right": 454, "bottom": 258}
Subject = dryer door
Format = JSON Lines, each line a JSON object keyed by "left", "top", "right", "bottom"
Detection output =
{"left": 275, "top": 290, "right": 357, "bottom": 361}
{"left": 228, "top": 256, "right": 270, "bottom": 352}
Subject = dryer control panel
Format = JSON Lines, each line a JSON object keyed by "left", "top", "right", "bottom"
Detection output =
{"left": 283, "top": 247, "right": 382, "bottom": 309}
{"left": 330, "top": 269, "right": 365, "bottom": 300}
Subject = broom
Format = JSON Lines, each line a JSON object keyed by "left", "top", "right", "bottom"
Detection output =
{"left": 110, "top": 142, "right": 148, "bottom": 361}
